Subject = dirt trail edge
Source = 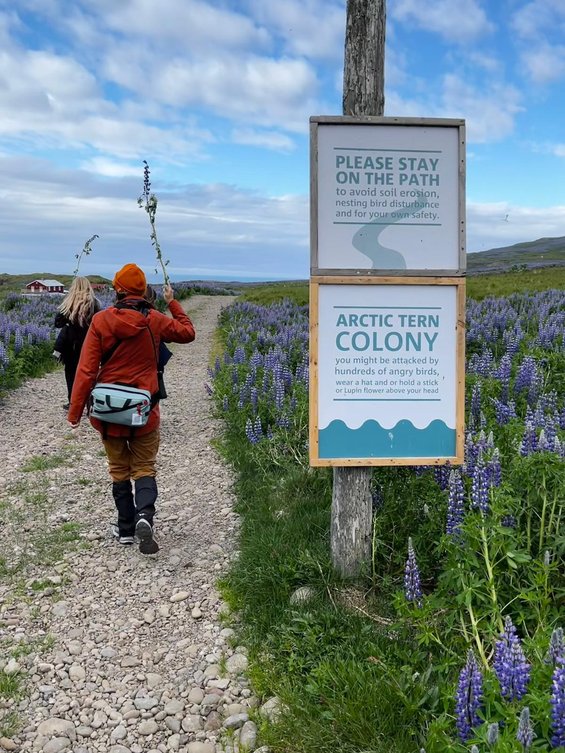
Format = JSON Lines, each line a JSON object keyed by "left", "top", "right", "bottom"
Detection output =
{"left": 0, "top": 295, "right": 264, "bottom": 753}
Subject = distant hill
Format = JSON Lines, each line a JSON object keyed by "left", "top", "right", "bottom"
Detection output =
{"left": 0, "top": 273, "right": 111, "bottom": 292}
{"left": 467, "top": 236, "right": 565, "bottom": 273}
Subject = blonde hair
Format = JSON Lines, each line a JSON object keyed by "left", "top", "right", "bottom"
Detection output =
{"left": 58, "top": 277, "right": 97, "bottom": 328}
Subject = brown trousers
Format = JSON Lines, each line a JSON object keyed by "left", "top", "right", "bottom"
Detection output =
{"left": 102, "top": 430, "right": 160, "bottom": 482}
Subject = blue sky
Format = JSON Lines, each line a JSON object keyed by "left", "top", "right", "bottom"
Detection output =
{"left": 0, "top": 0, "right": 564, "bottom": 281}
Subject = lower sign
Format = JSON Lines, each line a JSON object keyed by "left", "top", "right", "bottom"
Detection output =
{"left": 309, "top": 279, "right": 465, "bottom": 465}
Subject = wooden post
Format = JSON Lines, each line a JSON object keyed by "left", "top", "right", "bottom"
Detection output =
{"left": 331, "top": 0, "right": 386, "bottom": 577}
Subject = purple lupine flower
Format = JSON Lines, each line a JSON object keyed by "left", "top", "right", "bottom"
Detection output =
{"left": 491, "top": 397, "right": 517, "bottom": 425}
{"left": 253, "top": 416, "right": 263, "bottom": 441}
{"left": 222, "top": 396, "right": 229, "bottom": 412}
{"left": 245, "top": 418, "right": 258, "bottom": 444}
{"left": 537, "top": 429, "right": 550, "bottom": 452}
{"left": 493, "top": 616, "right": 531, "bottom": 701}
{"left": 486, "top": 722, "right": 499, "bottom": 745}
{"left": 551, "top": 656, "right": 565, "bottom": 748}
{"left": 470, "top": 382, "right": 482, "bottom": 425}
{"left": 501, "top": 514, "right": 517, "bottom": 529}
{"left": 516, "top": 707, "right": 535, "bottom": 750}
{"left": 486, "top": 448, "right": 502, "bottom": 487}
{"left": 446, "top": 469, "right": 465, "bottom": 536}
{"left": 455, "top": 649, "right": 483, "bottom": 741}
{"left": 519, "top": 421, "right": 537, "bottom": 457}
{"left": 470, "top": 454, "right": 490, "bottom": 514}
{"left": 433, "top": 464, "right": 451, "bottom": 490}
{"left": 404, "top": 537, "right": 423, "bottom": 608}
{"left": 545, "top": 628, "right": 564, "bottom": 665}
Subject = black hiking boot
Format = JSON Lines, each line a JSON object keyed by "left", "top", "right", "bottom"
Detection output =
{"left": 135, "top": 518, "right": 159, "bottom": 554}
{"left": 112, "top": 480, "right": 135, "bottom": 540}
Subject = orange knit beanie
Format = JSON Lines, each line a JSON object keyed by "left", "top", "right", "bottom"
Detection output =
{"left": 112, "top": 264, "right": 147, "bottom": 295}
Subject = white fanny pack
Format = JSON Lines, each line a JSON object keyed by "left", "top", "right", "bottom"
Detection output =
{"left": 90, "top": 383, "right": 152, "bottom": 426}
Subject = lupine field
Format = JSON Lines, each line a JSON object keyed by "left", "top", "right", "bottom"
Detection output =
{"left": 1, "top": 281, "right": 564, "bottom": 752}
{"left": 208, "top": 286, "right": 565, "bottom": 753}
{"left": 0, "top": 291, "right": 115, "bottom": 394}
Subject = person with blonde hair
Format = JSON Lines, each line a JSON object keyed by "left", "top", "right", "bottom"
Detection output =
{"left": 53, "top": 276, "right": 100, "bottom": 408}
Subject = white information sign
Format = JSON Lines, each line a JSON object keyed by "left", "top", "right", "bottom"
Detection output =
{"left": 312, "top": 119, "right": 464, "bottom": 273}
{"left": 311, "top": 281, "right": 464, "bottom": 464}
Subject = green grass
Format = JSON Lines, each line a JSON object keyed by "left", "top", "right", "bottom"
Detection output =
{"left": 237, "top": 266, "right": 565, "bottom": 308}
{"left": 217, "top": 435, "right": 430, "bottom": 753}
{"left": 21, "top": 453, "right": 67, "bottom": 472}
{"left": 240, "top": 281, "right": 309, "bottom": 306}
{"left": 466, "top": 265, "right": 565, "bottom": 299}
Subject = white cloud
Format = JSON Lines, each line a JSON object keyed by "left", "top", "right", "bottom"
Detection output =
{"left": 519, "top": 44, "right": 565, "bottom": 85}
{"left": 249, "top": 0, "right": 345, "bottom": 61}
{"left": 387, "top": 74, "right": 522, "bottom": 143}
{"left": 0, "top": 155, "right": 309, "bottom": 278}
{"left": 231, "top": 129, "right": 296, "bottom": 152}
{"left": 391, "top": 0, "right": 494, "bottom": 42}
{"left": 467, "top": 201, "right": 565, "bottom": 253}
{"left": 99, "top": 0, "right": 270, "bottom": 53}
{"left": 511, "top": 0, "right": 565, "bottom": 84}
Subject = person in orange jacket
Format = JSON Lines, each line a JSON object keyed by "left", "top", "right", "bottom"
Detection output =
{"left": 68, "top": 263, "right": 195, "bottom": 554}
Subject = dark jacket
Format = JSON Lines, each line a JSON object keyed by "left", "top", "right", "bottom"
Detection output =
{"left": 54, "top": 306, "right": 100, "bottom": 366}
{"left": 68, "top": 297, "right": 195, "bottom": 436}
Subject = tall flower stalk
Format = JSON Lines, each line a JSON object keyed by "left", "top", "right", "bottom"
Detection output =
{"left": 73, "top": 234, "right": 99, "bottom": 277}
{"left": 493, "top": 616, "right": 531, "bottom": 701}
{"left": 404, "top": 537, "right": 423, "bottom": 608}
{"left": 551, "top": 656, "right": 565, "bottom": 748}
{"left": 455, "top": 649, "right": 483, "bottom": 741}
{"left": 137, "top": 160, "right": 170, "bottom": 286}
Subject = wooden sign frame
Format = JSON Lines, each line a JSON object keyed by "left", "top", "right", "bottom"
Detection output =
{"left": 310, "top": 116, "right": 466, "bottom": 277}
{"left": 309, "top": 276, "right": 466, "bottom": 467}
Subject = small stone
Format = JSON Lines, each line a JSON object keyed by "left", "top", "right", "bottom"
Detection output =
{"left": 101, "top": 647, "right": 117, "bottom": 659}
{"left": 3, "top": 659, "right": 20, "bottom": 675}
{"left": 52, "top": 602, "right": 69, "bottom": 617}
{"left": 76, "top": 726, "right": 93, "bottom": 737}
{"left": 201, "top": 694, "right": 221, "bottom": 707}
{"left": 239, "top": 720, "right": 257, "bottom": 750}
{"left": 164, "top": 717, "right": 181, "bottom": 733}
{"left": 223, "top": 713, "right": 249, "bottom": 730}
{"left": 110, "top": 725, "right": 127, "bottom": 741}
{"left": 37, "top": 718, "right": 76, "bottom": 741}
{"left": 204, "top": 711, "right": 222, "bottom": 732}
{"left": 43, "top": 739, "right": 70, "bottom": 753}
{"left": 169, "top": 591, "right": 189, "bottom": 603}
{"left": 260, "top": 696, "right": 282, "bottom": 722}
{"left": 191, "top": 607, "right": 202, "bottom": 619}
{"left": 226, "top": 653, "right": 248, "bottom": 674}
{"left": 0, "top": 738, "right": 18, "bottom": 751}
{"left": 109, "top": 747, "right": 132, "bottom": 753}
{"left": 146, "top": 673, "right": 163, "bottom": 689}
{"left": 134, "top": 697, "right": 158, "bottom": 710}
{"left": 181, "top": 714, "right": 203, "bottom": 732}
{"left": 69, "top": 664, "right": 86, "bottom": 682}
{"left": 143, "top": 609, "right": 156, "bottom": 625}
{"left": 138, "top": 720, "right": 159, "bottom": 735}
{"left": 187, "top": 744, "right": 215, "bottom": 753}
{"left": 187, "top": 687, "right": 204, "bottom": 704}
{"left": 164, "top": 700, "right": 184, "bottom": 715}
{"left": 67, "top": 640, "right": 82, "bottom": 655}
{"left": 121, "top": 657, "right": 140, "bottom": 668}
{"left": 167, "top": 734, "right": 181, "bottom": 751}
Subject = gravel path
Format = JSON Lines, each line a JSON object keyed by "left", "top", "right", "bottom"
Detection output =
{"left": 0, "top": 296, "right": 268, "bottom": 753}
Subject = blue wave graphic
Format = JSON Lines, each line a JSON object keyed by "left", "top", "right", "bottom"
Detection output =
{"left": 319, "top": 419, "right": 456, "bottom": 458}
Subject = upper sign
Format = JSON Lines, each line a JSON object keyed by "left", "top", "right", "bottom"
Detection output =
{"left": 310, "top": 117, "right": 466, "bottom": 275}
